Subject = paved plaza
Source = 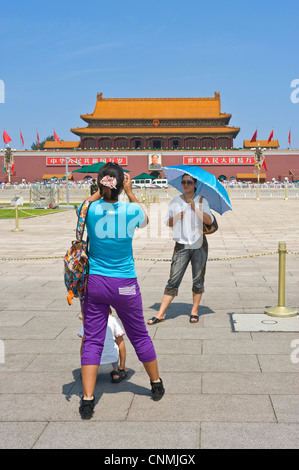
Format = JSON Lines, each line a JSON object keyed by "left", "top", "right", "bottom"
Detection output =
{"left": 0, "top": 198, "right": 299, "bottom": 449}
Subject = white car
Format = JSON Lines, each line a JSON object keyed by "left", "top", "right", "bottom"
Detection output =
{"left": 133, "top": 179, "right": 153, "bottom": 188}
{"left": 152, "top": 179, "right": 168, "bottom": 188}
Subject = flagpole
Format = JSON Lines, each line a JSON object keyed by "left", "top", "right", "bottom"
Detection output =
{"left": 36, "top": 129, "right": 40, "bottom": 148}
{"left": 19, "top": 129, "right": 24, "bottom": 149}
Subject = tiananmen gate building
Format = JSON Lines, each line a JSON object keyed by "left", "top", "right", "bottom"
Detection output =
{"left": 1, "top": 92, "right": 299, "bottom": 183}
{"left": 70, "top": 91, "right": 240, "bottom": 151}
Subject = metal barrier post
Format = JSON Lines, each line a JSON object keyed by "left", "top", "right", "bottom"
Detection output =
{"left": 11, "top": 205, "right": 23, "bottom": 232}
{"left": 265, "top": 241, "right": 298, "bottom": 317}
{"left": 285, "top": 186, "right": 288, "bottom": 200}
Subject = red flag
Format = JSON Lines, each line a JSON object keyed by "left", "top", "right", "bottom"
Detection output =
{"left": 250, "top": 130, "right": 257, "bottom": 142}
{"left": 268, "top": 129, "right": 274, "bottom": 143}
{"left": 37, "top": 130, "right": 40, "bottom": 147}
{"left": 3, "top": 130, "right": 12, "bottom": 144}
{"left": 262, "top": 157, "right": 268, "bottom": 172}
{"left": 11, "top": 162, "right": 15, "bottom": 174}
{"left": 288, "top": 129, "right": 291, "bottom": 146}
{"left": 20, "top": 130, "right": 24, "bottom": 147}
{"left": 53, "top": 130, "right": 61, "bottom": 143}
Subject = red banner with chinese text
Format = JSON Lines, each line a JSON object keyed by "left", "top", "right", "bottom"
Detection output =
{"left": 183, "top": 156, "right": 255, "bottom": 165}
{"left": 46, "top": 156, "right": 127, "bottom": 166}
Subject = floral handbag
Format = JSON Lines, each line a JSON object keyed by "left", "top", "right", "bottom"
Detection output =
{"left": 64, "top": 200, "right": 92, "bottom": 305}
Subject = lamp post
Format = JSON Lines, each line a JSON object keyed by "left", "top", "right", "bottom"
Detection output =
{"left": 252, "top": 144, "right": 265, "bottom": 200}
{"left": 64, "top": 157, "right": 83, "bottom": 207}
{"left": 4, "top": 146, "right": 13, "bottom": 183}
{"left": 65, "top": 157, "right": 70, "bottom": 206}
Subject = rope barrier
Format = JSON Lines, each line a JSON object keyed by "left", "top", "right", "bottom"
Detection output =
{"left": 0, "top": 209, "right": 58, "bottom": 219}
{"left": 0, "top": 208, "right": 16, "bottom": 216}
{"left": 1, "top": 250, "right": 299, "bottom": 262}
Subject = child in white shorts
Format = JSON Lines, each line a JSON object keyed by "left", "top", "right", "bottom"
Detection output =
{"left": 78, "top": 309, "right": 129, "bottom": 382}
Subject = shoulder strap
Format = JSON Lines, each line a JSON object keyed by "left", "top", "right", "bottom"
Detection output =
{"left": 76, "top": 200, "right": 92, "bottom": 241}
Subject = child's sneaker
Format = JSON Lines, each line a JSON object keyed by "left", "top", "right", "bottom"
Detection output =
{"left": 79, "top": 396, "right": 95, "bottom": 420}
{"left": 150, "top": 378, "right": 165, "bottom": 401}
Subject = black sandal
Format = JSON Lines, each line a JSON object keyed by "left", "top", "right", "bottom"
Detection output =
{"left": 148, "top": 316, "right": 165, "bottom": 325}
{"left": 110, "top": 368, "right": 128, "bottom": 383}
{"left": 189, "top": 315, "right": 199, "bottom": 323}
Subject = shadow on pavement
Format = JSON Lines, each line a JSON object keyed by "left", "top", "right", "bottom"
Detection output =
{"left": 62, "top": 368, "right": 151, "bottom": 403}
{"left": 149, "top": 302, "right": 215, "bottom": 319}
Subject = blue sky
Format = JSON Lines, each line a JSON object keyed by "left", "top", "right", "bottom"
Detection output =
{"left": 0, "top": 0, "right": 298, "bottom": 149}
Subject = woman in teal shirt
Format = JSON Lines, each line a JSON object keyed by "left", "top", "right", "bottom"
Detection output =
{"left": 79, "top": 163, "right": 164, "bottom": 419}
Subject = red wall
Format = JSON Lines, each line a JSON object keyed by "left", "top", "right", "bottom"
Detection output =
{"left": 1, "top": 150, "right": 299, "bottom": 183}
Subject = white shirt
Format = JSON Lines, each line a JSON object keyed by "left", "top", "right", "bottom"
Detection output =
{"left": 165, "top": 195, "right": 214, "bottom": 247}
{"left": 78, "top": 315, "right": 124, "bottom": 365}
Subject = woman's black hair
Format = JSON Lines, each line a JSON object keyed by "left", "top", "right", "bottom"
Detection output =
{"left": 182, "top": 173, "right": 197, "bottom": 193}
{"left": 97, "top": 162, "right": 124, "bottom": 200}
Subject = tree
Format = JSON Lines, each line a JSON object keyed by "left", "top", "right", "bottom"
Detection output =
{"left": 31, "top": 135, "right": 56, "bottom": 150}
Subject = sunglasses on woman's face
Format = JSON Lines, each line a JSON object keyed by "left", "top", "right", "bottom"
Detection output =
{"left": 181, "top": 180, "right": 194, "bottom": 185}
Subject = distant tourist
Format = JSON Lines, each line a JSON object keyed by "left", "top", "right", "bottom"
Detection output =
{"left": 90, "top": 178, "right": 98, "bottom": 195}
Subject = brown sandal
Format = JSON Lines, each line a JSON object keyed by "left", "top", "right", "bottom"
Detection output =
{"left": 189, "top": 315, "right": 199, "bottom": 323}
{"left": 148, "top": 317, "right": 165, "bottom": 325}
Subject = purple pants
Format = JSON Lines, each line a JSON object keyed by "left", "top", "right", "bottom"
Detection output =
{"left": 81, "top": 275, "right": 157, "bottom": 366}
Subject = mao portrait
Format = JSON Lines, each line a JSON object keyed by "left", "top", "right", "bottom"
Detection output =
{"left": 148, "top": 153, "right": 162, "bottom": 170}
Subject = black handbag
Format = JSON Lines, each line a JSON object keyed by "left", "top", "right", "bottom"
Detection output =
{"left": 200, "top": 196, "right": 218, "bottom": 235}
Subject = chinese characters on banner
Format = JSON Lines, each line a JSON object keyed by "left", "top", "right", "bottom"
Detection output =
{"left": 183, "top": 156, "right": 255, "bottom": 165}
{"left": 46, "top": 156, "right": 127, "bottom": 166}
{"left": 47, "top": 155, "right": 255, "bottom": 167}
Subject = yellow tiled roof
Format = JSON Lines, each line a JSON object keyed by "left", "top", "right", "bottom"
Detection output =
{"left": 243, "top": 140, "right": 279, "bottom": 148}
{"left": 71, "top": 126, "right": 240, "bottom": 136}
{"left": 44, "top": 141, "right": 80, "bottom": 149}
{"left": 80, "top": 92, "right": 230, "bottom": 120}
{"left": 237, "top": 173, "right": 266, "bottom": 179}
{"left": 42, "top": 174, "right": 72, "bottom": 179}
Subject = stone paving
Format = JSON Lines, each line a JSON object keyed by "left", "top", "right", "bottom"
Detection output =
{"left": 0, "top": 199, "right": 299, "bottom": 449}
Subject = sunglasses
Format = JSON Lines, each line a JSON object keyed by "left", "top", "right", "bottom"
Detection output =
{"left": 181, "top": 180, "right": 194, "bottom": 185}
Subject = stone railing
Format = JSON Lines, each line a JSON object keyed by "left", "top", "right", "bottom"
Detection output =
{"left": 1, "top": 185, "right": 299, "bottom": 205}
